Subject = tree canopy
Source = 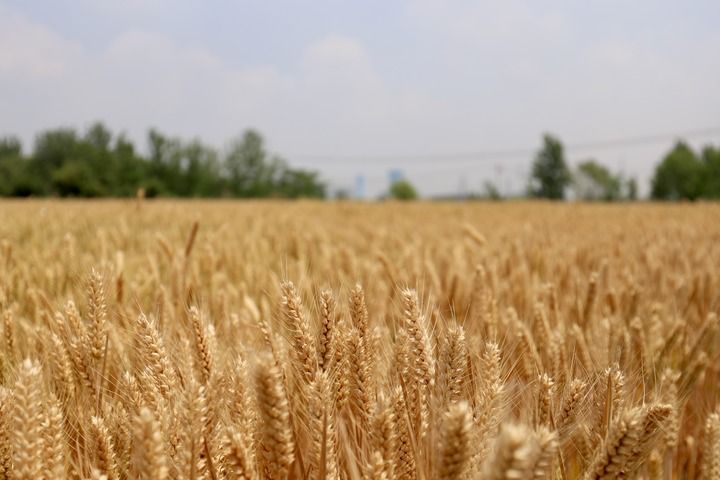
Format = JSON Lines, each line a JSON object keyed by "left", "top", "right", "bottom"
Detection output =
{"left": 698, "top": 145, "right": 720, "bottom": 199}
{"left": 388, "top": 179, "right": 418, "bottom": 200}
{"left": 650, "top": 142, "right": 713, "bottom": 200}
{"left": 4, "top": 123, "right": 720, "bottom": 202}
{"left": 529, "top": 134, "right": 571, "bottom": 199}
{"left": 572, "top": 160, "right": 637, "bottom": 201}
{"left": 0, "top": 123, "right": 325, "bottom": 198}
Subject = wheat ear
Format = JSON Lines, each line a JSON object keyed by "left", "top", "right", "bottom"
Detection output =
{"left": 131, "top": 407, "right": 168, "bottom": 480}
{"left": 702, "top": 412, "right": 720, "bottom": 480}
{"left": 90, "top": 415, "right": 120, "bottom": 480}
{"left": 482, "top": 423, "right": 538, "bottom": 480}
{"left": 224, "top": 430, "right": 258, "bottom": 480}
{"left": 318, "top": 289, "right": 336, "bottom": 372}
{"left": 134, "top": 313, "right": 175, "bottom": 398}
{"left": 584, "top": 406, "right": 645, "bottom": 480}
{"left": 280, "top": 281, "right": 317, "bottom": 383}
{"left": 87, "top": 268, "right": 108, "bottom": 367}
{"left": 11, "top": 359, "right": 45, "bottom": 480}
{"left": 308, "top": 371, "right": 339, "bottom": 480}
{"left": 437, "top": 400, "right": 473, "bottom": 480}
{"left": 255, "top": 353, "right": 295, "bottom": 480}
{"left": 189, "top": 306, "right": 214, "bottom": 384}
{"left": 0, "top": 388, "right": 13, "bottom": 478}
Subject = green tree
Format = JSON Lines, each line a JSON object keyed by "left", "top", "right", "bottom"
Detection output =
{"left": 0, "top": 136, "right": 22, "bottom": 157}
{"left": 112, "top": 134, "right": 148, "bottom": 196}
{"left": 651, "top": 142, "right": 703, "bottom": 200}
{"left": 0, "top": 137, "right": 36, "bottom": 196}
{"left": 29, "top": 128, "right": 80, "bottom": 193}
{"left": 52, "top": 160, "right": 103, "bottom": 197}
{"left": 278, "top": 169, "right": 326, "bottom": 198}
{"left": 529, "top": 134, "right": 571, "bottom": 199}
{"left": 224, "top": 130, "right": 325, "bottom": 198}
{"left": 1, "top": 125, "right": 323, "bottom": 199}
{"left": 224, "top": 130, "right": 278, "bottom": 197}
{"left": 0, "top": 157, "right": 41, "bottom": 196}
{"left": 700, "top": 145, "right": 720, "bottom": 198}
{"left": 27, "top": 123, "right": 146, "bottom": 196}
{"left": 147, "top": 129, "right": 185, "bottom": 195}
{"left": 182, "top": 140, "right": 222, "bottom": 197}
{"left": 82, "top": 122, "right": 116, "bottom": 195}
{"left": 625, "top": 177, "right": 638, "bottom": 200}
{"left": 85, "top": 122, "right": 112, "bottom": 151}
{"left": 572, "top": 160, "right": 622, "bottom": 201}
{"left": 389, "top": 179, "right": 418, "bottom": 200}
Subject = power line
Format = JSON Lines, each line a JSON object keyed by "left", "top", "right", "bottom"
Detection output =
{"left": 290, "top": 126, "right": 720, "bottom": 165}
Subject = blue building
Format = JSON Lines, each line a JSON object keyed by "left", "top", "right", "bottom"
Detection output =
{"left": 354, "top": 175, "right": 365, "bottom": 199}
{"left": 388, "top": 169, "right": 404, "bottom": 185}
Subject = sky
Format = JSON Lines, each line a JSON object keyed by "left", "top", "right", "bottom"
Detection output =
{"left": 1, "top": 0, "right": 719, "bottom": 197}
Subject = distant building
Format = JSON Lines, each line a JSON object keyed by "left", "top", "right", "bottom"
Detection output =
{"left": 354, "top": 175, "right": 365, "bottom": 199}
{"left": 388, "top": 169, "right": 404, "bottom": 185}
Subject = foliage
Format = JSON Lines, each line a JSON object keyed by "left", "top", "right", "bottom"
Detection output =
{"left": 651, "top": 142, "right": 708, "bottom": 200}
{"left": 529, "top": 134, "right": 571, "bottom": 199}
{"left": 0, "top": 123, "right": 325, "bottom": 198}
{"left": 0, "top": 136, "right": 22, "bottom": 157}
{"left": 699, "top": 145, "right": 720, "bottom": 199}
{"left": 5, "top": 123, "right": 720, "bottom": 202}
{"left": 277, "top": 169, "right": 326, "bottom": 199}
{"left": 573, "top": 160, "right": 623, "bottom": 201}
{"left": 388, "top": 179, "right": 418, "bottom": 200}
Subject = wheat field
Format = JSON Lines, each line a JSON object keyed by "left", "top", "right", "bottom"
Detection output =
{"left": 0, "top": 200, "right": 718, "bottom": 479}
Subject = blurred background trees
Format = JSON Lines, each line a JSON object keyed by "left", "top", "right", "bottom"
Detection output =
{"left": 0, "top": 123, "right": 325, "bottom": 198}
{"left": 2, "top": 123, "right": 720, "bottom": 201}
{"left": 572, "top": 160, "right": 622, "bottom": 201}
{"left": 650, "top": 141, "right": 720, "bottom": 200}
{"left": 571, "top": 160, "right": 637, "bottom": 201}
{"left": 388, "top": 179, "right": 418, "bottom": 200}
{"left": 650, "top": 142, "right": 703, "bottom": 200}
{"left": 528, "top": 134, "right": 571, "bottom": 199}
{"left": 524, "top": 134, "right": 720, "bottom": 202}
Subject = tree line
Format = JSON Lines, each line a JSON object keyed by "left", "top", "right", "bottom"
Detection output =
{"left": 1, "top": 124, "right": 718, "bottom": 200}
{"left": 526, "top": 134, "right": 720, "bottom": 201}
{"left": 0, "top": 123, "right": 325, "bottom": 198}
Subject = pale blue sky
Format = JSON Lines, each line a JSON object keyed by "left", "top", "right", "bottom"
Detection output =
{"left": 1, "top": 0, "right": 719, "bottom": 196}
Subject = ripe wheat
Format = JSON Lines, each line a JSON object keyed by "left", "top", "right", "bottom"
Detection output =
{"left": 0, "top": 200, "right": 718, "bottom": 479}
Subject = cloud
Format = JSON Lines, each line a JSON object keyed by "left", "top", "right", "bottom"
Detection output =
{"left": 403, "top": 0, "right": 720, "bottom": 145}
{"left": 406, "top": 0, "right": 568, "bottom": 54}
{"left": 0, "top": 7, "right": 435, "bottom": 193}
{"left": 78, "top": 0, "right": 170, "bottom": 16}
{"left": 302, "top": 35, "right": 377, "bottom": 83}
{"left": 0, "top": 5, "right": 82, "bottom": 77}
